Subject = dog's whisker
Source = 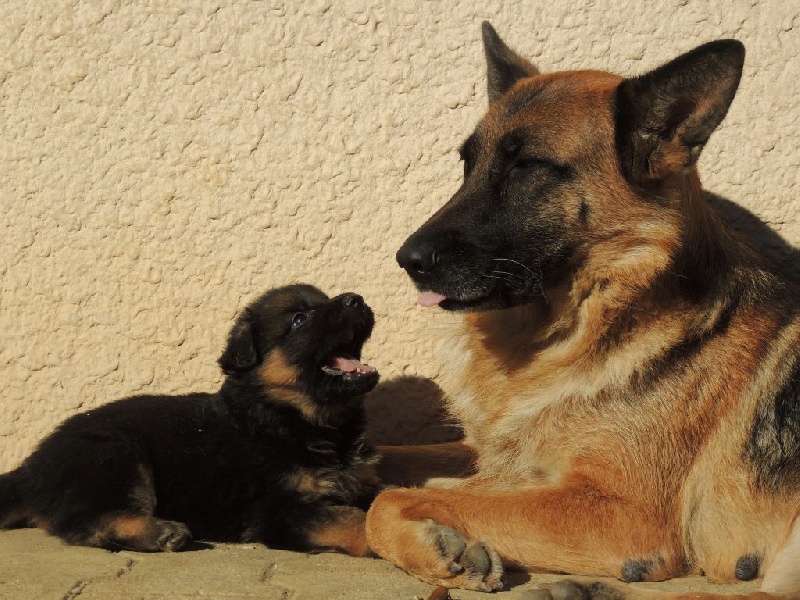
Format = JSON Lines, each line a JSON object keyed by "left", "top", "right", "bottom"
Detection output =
{"left": 493, "top": 257, "right": 536, "bottom": 277}
{"left": 535, "top": 260, "right": 549, "bottom": 305}
{"left": 490, "top": 269, "right": 526, "bottom": 282}
{"left": 483, "top": 273, "right": 522, "bottom": 289}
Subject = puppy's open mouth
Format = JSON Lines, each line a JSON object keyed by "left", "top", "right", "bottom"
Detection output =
{"left": 320, "top": 334, "right": 377, "bottom": 380}
{"left": 321, "top": 353, "right": 377, "bottom": 379}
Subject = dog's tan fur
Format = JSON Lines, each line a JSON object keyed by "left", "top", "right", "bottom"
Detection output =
{"left": 367, "top": 25, "right": 800, "bottom": 598}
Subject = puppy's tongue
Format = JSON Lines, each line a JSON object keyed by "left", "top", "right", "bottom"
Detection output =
{"left": 417, "top": 291, "right": 447, "bottom": 307}
{"left": 326, "top": 354, "right": 377, "bottom": 373}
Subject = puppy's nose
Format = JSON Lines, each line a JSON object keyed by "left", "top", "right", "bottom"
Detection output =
{"left": 396, "top": 241, "right": 438, "bottom": 277}
{"left": 340, "top": 293, "right": 363, "bottom": 308}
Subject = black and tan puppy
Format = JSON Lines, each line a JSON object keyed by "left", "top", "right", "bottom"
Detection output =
{"left": 0, "top": 284, "right": 381, "bottom": 556}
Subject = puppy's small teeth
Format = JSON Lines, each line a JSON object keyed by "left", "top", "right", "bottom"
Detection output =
{"left": 320, "top": 366, "right": 344, "bottom": 376}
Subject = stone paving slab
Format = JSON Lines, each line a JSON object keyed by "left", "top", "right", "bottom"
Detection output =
{"left": 0, "top": 529, "right": 760, "bottom": 600}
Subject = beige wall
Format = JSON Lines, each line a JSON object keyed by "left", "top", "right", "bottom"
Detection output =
{"left": 1, "top": 0, "right": 798, "bottom": 471}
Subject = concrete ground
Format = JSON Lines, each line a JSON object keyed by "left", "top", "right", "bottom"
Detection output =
{"left": 0, "top": 528, "right": 760, "bottom": 600}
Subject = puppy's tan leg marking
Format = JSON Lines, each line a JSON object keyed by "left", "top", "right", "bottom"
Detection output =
{"left": 91, "top": 514, "right": 192, "bottom": 552}
{"left": 366, "top": 482, "right": 682, "bottom": 591}
{"left": 306, "top": 506, "right": 371, "bottom": 557}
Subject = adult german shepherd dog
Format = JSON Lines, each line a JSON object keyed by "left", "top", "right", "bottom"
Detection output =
{"left": 366, "top": 23, "right": 800, "bottom": 598}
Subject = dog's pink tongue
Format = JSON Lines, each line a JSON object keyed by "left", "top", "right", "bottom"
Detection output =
{"left": 328, "top": 355, "right": 376, "bottom": 373}
{"left": 417, "top": 291, "right": 446, "bottom": 307}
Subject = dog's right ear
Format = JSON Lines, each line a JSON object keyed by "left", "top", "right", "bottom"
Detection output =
{"left": 482, "top": 22, "right": 539, "bottom": 104}
{"left": 615, "top": 39, "right": 745, "bottom": 186}
{"left": 218, "top": 311, "right": 258, "bottom": 374}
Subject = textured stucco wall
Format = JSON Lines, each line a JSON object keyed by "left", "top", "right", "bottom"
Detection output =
{"left": 1, "top": 0, "right": 798, "bottom": 471}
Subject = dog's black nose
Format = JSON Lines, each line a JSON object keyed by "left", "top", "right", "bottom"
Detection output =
{"left": 396, "top": 241, "right": 438, "bottom": 276}
{"left": 340, "top": 293, "right": 362, "bottom": 308}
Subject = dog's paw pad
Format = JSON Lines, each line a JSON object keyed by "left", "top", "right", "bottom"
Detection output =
{"left": 431, "top": 523, "right": 466, "bottom": 569}
{"left": 520, "top": 590, "right": 556, "bottom": 600}
{"left": 528, "top": 581, "right": 623, "bottom": 600}
{"left": 426, "top": 521, "right": 503, "bottom": 591}
{"left": 551, "top": 581, "right": 590, "bottom": 600}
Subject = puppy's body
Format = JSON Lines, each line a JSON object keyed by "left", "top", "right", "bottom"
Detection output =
{"left": 0, "top": 285, "right": 381, "bottom": 555}
{"left": 366, "top": 24, "right": 800, "bottom": 598}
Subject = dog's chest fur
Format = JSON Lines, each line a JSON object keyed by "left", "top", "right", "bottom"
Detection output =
{"left": 434, "top": 298, "right": 773, "bottom": 485}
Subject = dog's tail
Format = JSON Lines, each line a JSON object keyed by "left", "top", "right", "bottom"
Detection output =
{"left": 0, "top": 469, "right": 29, "bottom": 529}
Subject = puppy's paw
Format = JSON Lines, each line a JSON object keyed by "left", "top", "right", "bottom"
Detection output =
{"left": 424, "top": 521, "right": 504, "bottom": 592}
{"left": 153, "top": 519, "right": 192, "bottom": 552}
{"left": 97, "top": 515, "right": 193, "bottom": 552}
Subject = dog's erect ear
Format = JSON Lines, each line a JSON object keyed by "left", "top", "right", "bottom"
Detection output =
{"left": 218, "top": 312, "right": 258, "bottom": 374}
{"left": 615, "top": 39, "right": 745, "bottom": 186}
{"left": 482, "top": 22, "right": 539, "bottom": 104}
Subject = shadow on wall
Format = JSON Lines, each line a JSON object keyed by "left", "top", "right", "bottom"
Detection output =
{"left": 365, "top": 376, "right": 463, "bottom": 446}
{"left": 708, "top": 192, "right": 800, "bottom": 282}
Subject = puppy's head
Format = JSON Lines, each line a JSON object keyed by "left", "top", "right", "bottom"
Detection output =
{"left": 219, "top": 285, "right": 379, "bottom": 409}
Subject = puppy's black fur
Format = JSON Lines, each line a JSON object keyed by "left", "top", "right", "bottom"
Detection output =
{"left": 0, "top": 284, "right": 382, "bottom": 555}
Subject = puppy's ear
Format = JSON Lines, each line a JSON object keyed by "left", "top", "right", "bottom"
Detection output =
{"left": 219, "top": 311, "right": 258, "bottom": 374}
{"left": 615, "top": 39, "right": 745, "bottom": 186}
{"left": 482, "top": 22, "right": 539, "bottom": 104}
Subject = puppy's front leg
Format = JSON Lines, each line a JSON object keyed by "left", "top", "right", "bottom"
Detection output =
{"left": 304, "top": 505, "right": 372, "bottom": 557}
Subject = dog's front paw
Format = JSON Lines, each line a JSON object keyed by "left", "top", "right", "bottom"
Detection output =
{"left": 521, "top": 580, "right": 624, "bottom": 600}
{"left": 422, "top": 520, "right": 504, "bottom": 592}
{"left": 366, "top": 489, "right": 504, "bottom": 592}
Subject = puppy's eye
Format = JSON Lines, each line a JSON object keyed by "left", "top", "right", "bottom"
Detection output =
{"left": 290, "top": 313, "right": 307, "bottom": 329}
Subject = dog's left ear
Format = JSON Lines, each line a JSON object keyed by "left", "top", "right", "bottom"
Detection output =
{"left": 615, "top": 39, "right": 745, "bottom": 186}
{"left": 482, "top": 22, "right": 540, "bottom": 104}
{"left": 218, "top": 312, "right": 259, "bottom": 374}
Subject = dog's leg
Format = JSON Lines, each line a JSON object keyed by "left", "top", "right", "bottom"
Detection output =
{"left": 520, "top": 580, "right": 777, "bottom": 600}
{"left": 375, "top": 442, "right": 477, "bottom": 487}
{"left": 761, "top": 505, "right": 800, "bottom": 598}
{"left": 366, "top": 481, "right": 682, "bottom": 592}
